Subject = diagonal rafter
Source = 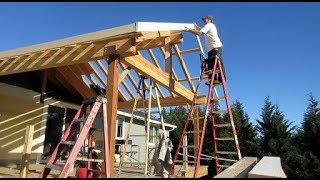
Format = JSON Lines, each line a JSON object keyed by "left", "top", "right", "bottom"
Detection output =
{"left": 173, "top": 44, "right": 195, "bottom": 92}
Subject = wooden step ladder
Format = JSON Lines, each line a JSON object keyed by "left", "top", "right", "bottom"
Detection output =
{"left": 39, "top": 96, "right": 111, "bottom": 178}
{"left": 169, "top": 55, "right": 242, "bottom": 178}
{"left": 117, "top": 75, "right": 167, "bottom": 176}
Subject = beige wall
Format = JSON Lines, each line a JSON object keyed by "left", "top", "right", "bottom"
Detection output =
{"left": 0, "top": 94, "right": 44, "bottom": 166}
{"left": 0, "top": 82, "right": 79, "bottom": 167}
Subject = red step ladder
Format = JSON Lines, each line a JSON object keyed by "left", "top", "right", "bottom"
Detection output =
{"left": 169, "top": 56, "right": 242, "bottom": 177}
{"left": 39, "top": 96, "right": 111, "bottom": 178}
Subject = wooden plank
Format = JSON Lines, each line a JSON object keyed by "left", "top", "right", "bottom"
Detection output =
{"left": 159, "top": 47, "right": 178, "bottom": 81}
{"left": 0, "top": 55, "right": 28, "bottom": 73}
{"left": 27, "top": 50, "right": 54, "bottom": 69}
{"left": 20, "top": 125, "right": 34, "bottom": 178}
{"left": 136, "top": 33, "right": 183, "bottom": 50}
{"left": 118, "top": 96, "right": 206, "bottom": 109}
{"left": 105, "top": 55, "right": 120, "bottom": 177}
{"left": 173, "top": 44, "right": 195, "bottom": 92}
{"left": 214, "top": 157, "right": 258, "bottom": 178}
{"left": 122, "top": 55, "right": 194, "bottom": 102}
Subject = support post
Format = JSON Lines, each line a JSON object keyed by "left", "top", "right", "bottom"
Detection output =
{"left": 105, "top": 54, "right": 120, "bottom": 177}
{"left": 183, "top": 135, "right": 188, "bottom": 172}
{"left": 193, "top": 105, "right": 199, "bottom": 157}
{"left": 164, "top": 37, "right": 172, "bottom": 74}
{"left": 20, "top": 125, "right": 34, "bottom": 178}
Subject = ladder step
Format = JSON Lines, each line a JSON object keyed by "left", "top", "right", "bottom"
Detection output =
{"left": 213, "top": 83, "right": 222, "bottom": 87}
{"left": 175, "top": 160, "right": 196, "bottom": 164}
{"left": 212, "top": 109, "right": 228, "bottom": 114}
{"left": 73, "top": 118, "right": 86, "bottom": 123}
{"left": 45, "top": 164, "right": 63, "bottom": 171}
{"left": 211, "top": 96, "right": 225, "bottom": 101}
{"left": 76, "top": 157, "right": 104, "bottom": 163}
{"left": 217, "top": 164, "right": 231, "bottom": 168}
{"left": 216, "top": 151, "right": 237, "bottom": 155}
{"left": 215, "top": 137, "right": 234, "bottom": 141}
{"left": 213, "top": 123, "right": 231, "bottom": 128}
{"left": 60, "top": 141, "right": 76, "bottom": 145}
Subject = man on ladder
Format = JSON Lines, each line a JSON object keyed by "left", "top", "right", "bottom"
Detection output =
{"left": 186, "top": 15, "right": 226, "bottom": 85}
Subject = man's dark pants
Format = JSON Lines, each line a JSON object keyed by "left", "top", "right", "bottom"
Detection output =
{"left": 205, "top": 47, "right": 226, "bottom": 81}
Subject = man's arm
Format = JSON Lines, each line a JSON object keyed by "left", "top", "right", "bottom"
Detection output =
{"left": 186, "top": 29, "right": 202, "bottom": 36}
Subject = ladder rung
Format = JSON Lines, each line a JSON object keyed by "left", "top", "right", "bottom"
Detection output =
{"left": 216, "top": 151, "right": 237, "bottom": 155}
{"left": 73, "top": 118, "right": 86, "bottom": 123}
{"left": 76, "top": 157, "right": 104, "bottom": 163}
{"left": 203, "top": 69, "right": 220, "bottom": 74}
{"left": 215, "top": 137, "right": 234, "bottom": 141}
{"left": 211, "top": 96, "right": 225, "bottom": 101}
{"left": 175, "top": 160, "right": 196, "bottom": 164}
{"left": 212, "top": 110, "right": 228, "bottom": 114}
{"left": 213, "top": 123, "right": 231, "bottom": 128}
{"left": 180, "top": 145, "right": 198, "bottom": 148}
{"left": 45, "top": 164, "right": 63, "bottom": 171}
{"left": 60, "top": 141, "right": 76, "bottom": 145}
{"left": 213, "top": 83, "right": 222, "bottom": 87}
{"left": 217, "top": 164, "right": 231, "bottom": 168}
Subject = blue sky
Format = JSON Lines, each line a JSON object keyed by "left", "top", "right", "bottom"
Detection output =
{"left": 0, "top": 2, "right": 319, "bottom": 127}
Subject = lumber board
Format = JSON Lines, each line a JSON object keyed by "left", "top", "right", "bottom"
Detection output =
{"left": 122, "top": 54, "right": 194, "bottom": 101}
{"left": 20, "top": 125, "right": 34, "bottom": 178}
{"left": 118, "top": 96, "right": 206, "bottom": 109}
{"left": 214, "top": 157, "right": 258, "bottom": 178}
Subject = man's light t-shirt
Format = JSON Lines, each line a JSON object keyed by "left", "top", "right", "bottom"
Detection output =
{"left": 200, "top": 22, "right": 223, "bottom": 51}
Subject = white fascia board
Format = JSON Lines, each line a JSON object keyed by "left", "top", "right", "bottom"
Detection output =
{"left": 135, "top": 22, "right": 195, "bottom": 32}
{"left": 117, "top": 110, "right": 177, "bottom": 129}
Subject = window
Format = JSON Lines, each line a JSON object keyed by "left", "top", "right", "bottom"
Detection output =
{"left": 116, "top": 118, "right": 124, "bottom": 139}
{"left": 149, "top": 126, "right": 159, "bottom": 143}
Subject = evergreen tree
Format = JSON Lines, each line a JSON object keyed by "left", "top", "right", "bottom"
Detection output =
{"left": 256, "top": 96, "right": 305, "bottom": 177}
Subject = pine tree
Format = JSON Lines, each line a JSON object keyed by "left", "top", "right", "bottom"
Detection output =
{"left": 256, "top": 96, "right": 306, "bottom": 177}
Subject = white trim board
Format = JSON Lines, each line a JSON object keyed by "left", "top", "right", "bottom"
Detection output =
{"left": 0, "top": 22, "right": 195, "bottom": 59}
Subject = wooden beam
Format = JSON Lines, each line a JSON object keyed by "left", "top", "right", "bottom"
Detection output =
{"left": 20, "top": 125, "right": 34, "bottom": 178}
{"left": 118, "top": 96, "right": 206, "bottom": 109}
{"left": 136, "top": 33, "right": 183, "bottom": 50}
{"left": 55, "top": 66, "right": 95, "bottom": 98}
{"left": 122, "top": 54, "right": 194, "bottom": 101}
{"left": 105, "top": 54, "right": 120, "bottom": 177}
{"left": 183, "top": 135, "right": 188, "bottom": 172}
{"left": 164, "top": 37, "right": 172, "bottom": 74}
{"left": 119, "top": 63, "right": 144, "bottom": 99}
{"left": 172, "top": 47, "right": 200, "bottom": 55}
{"left": 147, "top": 49, "right": 170, "bottom": 98}
{"left": 93, "top": 60, "right": 128, "bottom": 101}
{"left": 173, "top": 44, "right": 195, "bottom": 92}
{"left": 118, "top": 66, "right": 131, "bottom": 84}
{"left": 159, "top": 47, "right": 179, "bottom": 81}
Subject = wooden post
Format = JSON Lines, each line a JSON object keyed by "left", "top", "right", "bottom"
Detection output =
{"left": 193, "top": 105, "right": 199, "bottom": 157}
{"left": 183, "top": 135, "right": 188, "bottom": 172}
{"left": 20, "top": 125, "right": 34, "bottom": 178}
{"left": 105, "top": 54, "right": 120, "bottom": 177}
